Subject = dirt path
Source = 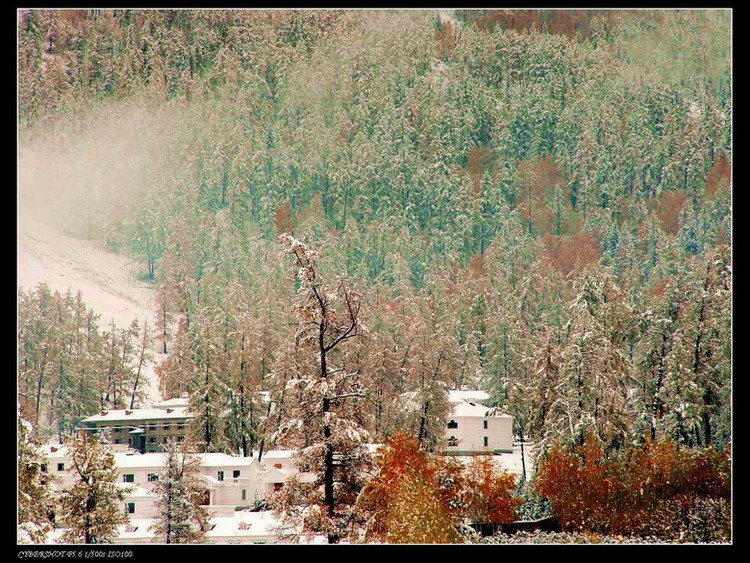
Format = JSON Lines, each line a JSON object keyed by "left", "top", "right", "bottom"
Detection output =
{"left": 18, "top": 206, "right": 164, "bottom": 404}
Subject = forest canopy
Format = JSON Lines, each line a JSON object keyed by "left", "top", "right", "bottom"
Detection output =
{"left": 18, "top": 8, "right": 731, "bottom": 453}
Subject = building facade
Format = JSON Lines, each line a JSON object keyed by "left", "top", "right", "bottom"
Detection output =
{"left": 443, "top": 390, "right": 514, "bottom": 454}
{"left": 79, "top": 399, "right": 191, "bottom": 453}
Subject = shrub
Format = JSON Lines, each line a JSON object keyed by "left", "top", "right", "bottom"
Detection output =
{"left": 535, "top": 436, "right": 730, "bottom": 541}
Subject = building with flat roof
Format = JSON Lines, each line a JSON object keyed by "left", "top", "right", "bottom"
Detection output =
{"left": 79, "top": 407, "right": 191, "bottom": 453}
{"left": 443, "top": 390, "right": 514, "bottom": 454}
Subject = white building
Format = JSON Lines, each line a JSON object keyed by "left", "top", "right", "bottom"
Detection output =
{"left": 443, "top": 390, "right": 514, "bottom": 454}
{"left": 38, "top": 444, "right": 314, "bottom": 536}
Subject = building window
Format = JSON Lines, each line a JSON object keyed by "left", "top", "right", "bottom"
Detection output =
{"left": 242, "top": 490, "right": 247, "bottom": 501}
{"left": 233, "top": 470, "right": 241, "bottom": 479}
{"left": 177, "top": 436, "right": 184, "bottom": 442}
{"left": 163, "top": 424, "right": 172, "bottom": 432}
{"left": 447, "top": 420, "right": 458, "bottom": 429}
{"left": 41, "top": 464, "right": 48, "bottom": 473}
{"left": 114, "top": 439, "right": 121, "bottom": 445}
{"left": 123, "top": 474, "right": 135, "bottom": 483}
{"left": 126, "top": 503, "right": 135, "bottom": 514}
{"left": 273, "top": 483, "right": 283, "bottom": 492}
{"left": 217, "top": 471, "right": 224, "bottom": 481}
{"left": 483, "top": 437, "right": 488, "bottom": 447}
{"left": 177, "top": 423, "right": 185, "bottom": 431}
{"left": 148, "top": 474, "right": 159, "bottom": 482}
{"left": 148, "top": 425, "right": 156, "bottom": 432}
{"left": 163, "top": 437, "right": 169, "bottom": 443}
{"left": 149, "top": 437, "right": 156, "bottom": 444}
{"left": 483, "top": 420, "right": 488, "bottom": 429}
{"left": 57, "top": 463, "right": 65, "bottom": 472}
{"left": 447, "top": 436, "right": 459, "bottom": 447}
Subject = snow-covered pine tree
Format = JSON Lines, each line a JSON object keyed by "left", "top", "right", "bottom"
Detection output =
{"left": 187, "top": 304, "right": 230, "bottom": 453}
{"left": 150, "top": 439, "right": 209, "bottom": 543}
{"left": 59, "top": 430, "right": 129, "bottom": 544}
{"left": 17, "top": 410, "right": 54, "bottom": 544}
{"left": 270, "top": 235, "right": 372, "bottom": 544}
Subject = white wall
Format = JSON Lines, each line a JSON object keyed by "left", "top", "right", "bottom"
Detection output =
{"left": 444, "top": 416, "right": 513, "bottom": 452}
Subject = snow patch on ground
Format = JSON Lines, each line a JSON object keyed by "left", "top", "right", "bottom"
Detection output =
{"left": 18, "top": 206, "right": 163, "bottom": 404}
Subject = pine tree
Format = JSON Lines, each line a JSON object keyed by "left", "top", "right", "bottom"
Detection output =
{"left": 17, "top": 411, "right": 54, "bottom": 544}
{"left": 59, "top": 430, "right": 129, "bottom": 544}
{"left": 150, "top": 439, "right": 209, "bottom": 544}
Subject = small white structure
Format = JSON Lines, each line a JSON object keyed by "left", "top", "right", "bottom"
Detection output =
{"left": 443, "top": 390, "right": 513, "bottom": 454}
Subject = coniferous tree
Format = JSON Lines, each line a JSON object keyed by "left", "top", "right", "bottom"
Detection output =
{"left": 17, "top": 411, "right": 54, "bottom": 544}
{"left": 59, "top": 430, "right": 129, "bottom": 544}
{"left": 150, "top": 439, "right": 209, "bottom": 544}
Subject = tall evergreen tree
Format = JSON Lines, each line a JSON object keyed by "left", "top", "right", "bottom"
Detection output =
{"left": 150, "top": 439, "right": 209, "bottom": 544}
{"left": 59, "top": 430, "right": 129, "bottom": 544}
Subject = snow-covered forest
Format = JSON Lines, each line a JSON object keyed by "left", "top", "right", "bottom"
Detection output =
{"left": 18, "top": 9, "right": 731, "bottom": 545}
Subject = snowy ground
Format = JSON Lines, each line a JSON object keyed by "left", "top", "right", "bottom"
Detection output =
{"left": 18, "top": 197, "right": 163, "bottom": 404}
{"left": 455, "top": 442, "right": 537, "bottom": 481}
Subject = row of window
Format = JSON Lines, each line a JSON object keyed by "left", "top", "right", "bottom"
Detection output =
{"left": 446, "top": 420, "right": 490, "bottom": 429}
{"left": 40, "top": 463, "right": 65, "bottom": 473}
{"left": 446, "top": 437, "right": 490, "bottom": 447}
{"left": 146, "top": 423, "right": 186, "bottom": 432}
{"left": 217, "top": 470, "right": 242, "bottom": 481}
{"left": 148, "top": 436, "right": 185, "bottom": 444}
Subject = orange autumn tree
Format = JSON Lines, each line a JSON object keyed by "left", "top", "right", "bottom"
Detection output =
{"left": 534, "top": 437, "right": 614, "bottom": 532}
{"left": 535, "top": 436, "right": 731, "bottom": 537}
{"left": 358, "top": 433, "right": 460, "bottom": 543}
{"left": 358, "top": 434, "right": 520, "bottom": 543}
{"left": 461, "top": 456, "right": 521, "bottom": 529}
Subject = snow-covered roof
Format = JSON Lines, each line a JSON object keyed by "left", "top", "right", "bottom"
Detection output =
{"left": 208, "top": 510, "right": 292, "bottom": 540}
{"left": 258, "top": 449, "right": 295, "bottom": 460}
{"left": 450, "top": 399, "right": 513, "bottom": 418}
{"left": 116, "top": 484, "right": 156, "bottom": 498}
{"left": 151, "top": 397, "right": 190, "bottom": 410}
{"left": 113, "top": 452, "right": 168, "bottom": 469}
{"left": 258, "top": 466, "right": 291, "bottom": 482}
{"left": 111, "top": 512, "right": 293, "bottom": 543}
{"left": 115, "top": 519, "right": 156, "bottom": 542}
{"left": 193, "top": 453, "right": 260, "bottom": 468}
{"left": 448, "top": 389, "right": 490, "bottom": 404}
{"left": 82, "top": 407, "right": 191, "bottom": 423}
{"left": 40, "top": 444, "right": 69, "bottom": 457}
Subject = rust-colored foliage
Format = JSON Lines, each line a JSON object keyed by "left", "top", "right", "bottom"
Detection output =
{"left": 536, "top": 437, "right": 731, "bottom": 536}
{"left": 359, "top": 434, "right": 456, "bottom": 542}
{"left": 649, "top": 279, "right": 669, "bottom": 298}
{"left": 435, "top": 20, "right": 458, "bottom": 60}
{"left": 516, "top": 154, "right": 563, "bottom": 235}
{"left": 535, "top": 438, "right": 614, "bottom": 532}
{"left": 462, "top": 456, "right": 521, "bottom": 527}
{"left": 358, "top": 433, "right": 519, "bottom": 542}
{"left": 465, "top": 10, "right": 603, "bottom": 38}
{"left": 274, "top": 201, "right": 293, "bottom": 235}
{"left": 469, "top": 253, "right": 485, "bottom": 279}
{"left": 540, "top": 232, "right": 601, "bottom": 276}
{"left": 465, "top": 146, "right": 495, "bottom": 195}
{"left": 657, "top": 190, "right": 689, "bottom": 235}
{"left": 705, "top": 155, "right": 731, "bottom": 201}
